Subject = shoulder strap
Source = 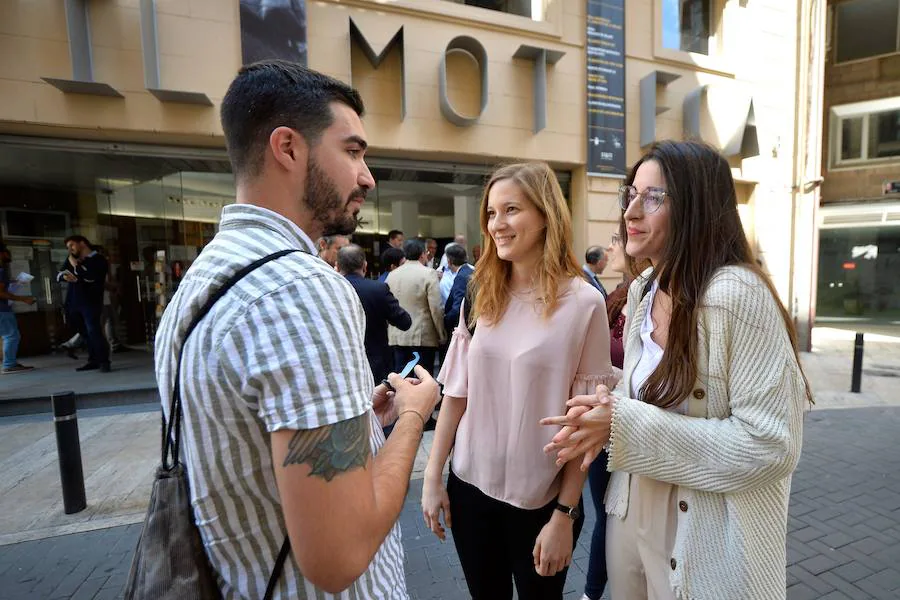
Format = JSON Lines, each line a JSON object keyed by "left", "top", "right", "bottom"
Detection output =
{"left": 263, "top": 535, "right": 292, "bottom": 600}
{"left": 162, "top": 249, "right": 300, "bottom": 597}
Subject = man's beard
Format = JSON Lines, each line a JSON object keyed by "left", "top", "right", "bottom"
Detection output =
{"left": 304, "top": 158, "right": 366, "bottom": 237}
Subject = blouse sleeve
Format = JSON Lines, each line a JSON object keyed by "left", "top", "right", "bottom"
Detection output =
{"left": 571, "top": 300, "right": 619, "bottom": 397}
{"left": 437, "top": 299, "right": 472, "bottom": 398}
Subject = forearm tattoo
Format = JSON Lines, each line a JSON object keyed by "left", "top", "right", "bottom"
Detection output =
{"left": 282, "top": 414, "right": 371, "bottom": 481}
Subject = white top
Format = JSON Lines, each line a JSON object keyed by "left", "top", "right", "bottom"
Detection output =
{"left": 629, "top": 279, "right": 664, "bottom": 397}
{"left": 155, "top": 204, "right": 407, "bottom": 599}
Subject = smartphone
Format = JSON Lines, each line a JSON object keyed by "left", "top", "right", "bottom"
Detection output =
{"left": 382, "top": 351, "right": 421, "bottom": 391}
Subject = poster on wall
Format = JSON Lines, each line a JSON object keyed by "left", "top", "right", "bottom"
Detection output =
{"left": 239, "top": 0, "right": 308, "bottom": 66}
{"left": 586, "top": 0, "right": 626, "bottom": 178}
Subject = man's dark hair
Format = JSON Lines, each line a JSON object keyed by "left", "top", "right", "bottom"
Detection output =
{"left": 403, "top": 239, "right": 426, "bottom": 261}
{"left": 220, "top": 60, "right": 365, "bottom": 180}
{"left": 445, "top": 243, "right": 468, "bottom": 267}
{"left": 64, "top": 235, "right": 91, "bottom": 247}
{"left": 388, "top": 230, "right": 404, "bottom": 242}
{"left": 381, "top": 247, "right": 405, "bottom": 272}
{"left": 585, "top": 246, "right": 606, "bottom": 265}
{"left": 337, "top": 244, "right": 366, "bottom": 274}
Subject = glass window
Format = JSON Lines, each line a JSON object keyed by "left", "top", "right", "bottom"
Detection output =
{"left": 835, "top": 0, "right": 900, "bottom": 63}
{"left": 868, "top": 109, "right": 900, "bottom": 159}
{"left": 662, "top": 0, "right": 711, "bottom": 55}
{"left": 444, "top": 0, "right": 534, "bottom": 19}
{"left": 841, "top": 116, "right": 864, "bottom": 161}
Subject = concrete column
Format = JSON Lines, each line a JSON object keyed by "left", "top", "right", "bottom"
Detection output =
{"left": 453, "top": 195, "right": 481, "bottom": 253}
{"left": 392, "top": 199, "right": 420, "bottom": 238}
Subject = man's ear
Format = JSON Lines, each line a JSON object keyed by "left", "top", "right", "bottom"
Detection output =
{"left": 269, "top": 126, "right": 309, "bottom": 173}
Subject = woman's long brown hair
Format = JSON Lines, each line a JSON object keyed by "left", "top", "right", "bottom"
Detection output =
{"left": 470, "top": 162, "right": 582, "bottom": 324}
{"left": 624, "top": 140, "right": 812, "bottom": 408}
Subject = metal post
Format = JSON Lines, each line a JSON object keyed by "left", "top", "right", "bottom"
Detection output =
{"left": 51, "top": 392, "right": 87, "bottom": 514}
{"left": 851, "top": 332, "right": 864, "bottom": 393}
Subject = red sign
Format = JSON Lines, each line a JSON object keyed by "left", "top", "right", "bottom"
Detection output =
{"left": 843, "top": 262, "right": 856, "bottom": 270}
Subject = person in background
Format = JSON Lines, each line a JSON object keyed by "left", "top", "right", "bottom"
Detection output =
{"left": 0, "top": 242, "right": 37, "bottom": 374}
{"left": 438, "top": 233, "right": 466, "bottom": 274}
{"left": 387, "top": 238, "right": 446, "bottom": 376}
{"left": 422, "top": 162, "right": 616, "bottom": 599}
{"left": 387, "top": 230, "right": 405, "bottom": 249}
{"left": 317, "top": 234, "right": 350, "bottom": 268}
{"left": 58, "top": 235, "right": 110, "bottom": 373}
{"left": 472, "top": 244, "right": 482, "bottom": 263}
{"left": 338, "top": 244, "right": 412, "bottom": 385}
{"left": 542, "top": 140, "right": 810, "bottom": 600}
{"left": 438, "top": 242, "right": 459, "bottom": 304}
{"left": 442, "top": 244, "right": 474, "bottom": 337}
{"left": 378, "top": 247, "right": 406, "bottom": 283}
{"left": 582, "top": 246, "right": 608, "bottom": 299}
{"left": 425, "top": 238, "right": 438, "bottom": 269}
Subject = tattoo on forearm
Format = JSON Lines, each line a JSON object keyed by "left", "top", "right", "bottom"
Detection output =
{"left": 282, "top": 414, "right": 371, "bottom": 481}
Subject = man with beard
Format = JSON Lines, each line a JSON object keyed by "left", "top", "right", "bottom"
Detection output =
{"left": 154, "top": 61, "right": 440, "bottom": 599}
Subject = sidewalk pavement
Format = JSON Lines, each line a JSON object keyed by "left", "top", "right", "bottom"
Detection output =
{"left": 0, "top": 327, "right": 899, "bottom": 598}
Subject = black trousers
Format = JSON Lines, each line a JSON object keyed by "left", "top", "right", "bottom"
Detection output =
{"left": 447, "top": 469, "right": 584, "bottom": 600}
{"left": 76, "top": 305, "right": 109, "bottom": 365}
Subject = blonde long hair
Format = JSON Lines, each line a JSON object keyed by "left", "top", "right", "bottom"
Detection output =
{"left": 470, "top": 162, "right": 582, "bottom": 324}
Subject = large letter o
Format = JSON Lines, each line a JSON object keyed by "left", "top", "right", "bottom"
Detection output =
{"left": 439, "top": 36, "right": 488, "bottom": 127}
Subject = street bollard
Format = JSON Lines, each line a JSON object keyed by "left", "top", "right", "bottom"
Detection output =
{"left": 851, "top": 332, "right": 864, "bottom": 394}
{"left": 51, "top": 391, "right": 87, "bottom": 514}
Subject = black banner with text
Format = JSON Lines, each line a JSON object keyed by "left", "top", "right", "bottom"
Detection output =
{"left": 586, "top": 0, "right": 626, "bottom": 177}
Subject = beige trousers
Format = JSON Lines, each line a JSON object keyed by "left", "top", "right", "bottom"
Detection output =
{"left": 606, "top": 474, "right": 679, "bottom": 600}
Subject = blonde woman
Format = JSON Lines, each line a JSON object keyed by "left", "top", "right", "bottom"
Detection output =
{"left": 543, "top": 141, "right": 810, "bottom": 600}
{"left": 421, "top": 162, "right": 617, "bottom": 599}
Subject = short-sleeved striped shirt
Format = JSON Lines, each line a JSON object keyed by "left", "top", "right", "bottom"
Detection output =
{"left": 154, "top": 204, "right": 408, "bottom": 599}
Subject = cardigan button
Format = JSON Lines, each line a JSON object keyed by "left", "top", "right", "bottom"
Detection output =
{"left": 670, "top": 558, "right": 677, "bottom": 570}
{"left": 692, "top": 388, "right": 705, "bottom": 400}
{"left": 679, "top": 500, "right": 688, "bottom": 512}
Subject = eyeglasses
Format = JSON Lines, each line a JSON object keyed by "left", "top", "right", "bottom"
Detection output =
{"left": 611, "top": 232, "right": 621, "bottom": 246}
{"left": 618, "top": 185, "right": 667, "bottom": 214}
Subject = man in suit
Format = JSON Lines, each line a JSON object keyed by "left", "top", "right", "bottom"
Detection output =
{"left": 387, "top": 239, "right": 446, "bottom": 375}
{"left": 443, "top": 244, "right": 474, "bottom": 335}
{"left": 58, "top": 235, "right": 111, "bottom": 372}
{"left": 338, "top": 244, "right": 411, "bottom": 384}
{"left": 582, "top": 245, "right": 608, "bottom": 299}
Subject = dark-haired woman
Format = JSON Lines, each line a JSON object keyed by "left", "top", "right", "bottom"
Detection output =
{"left": 542, "top": 140, "right": 810, "bottom": 600}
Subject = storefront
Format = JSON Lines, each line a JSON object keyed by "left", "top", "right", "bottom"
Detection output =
{"left": 0, "top": 135, "right": 571, "bottom": 356}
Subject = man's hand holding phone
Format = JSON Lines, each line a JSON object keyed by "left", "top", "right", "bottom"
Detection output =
{"left": 387, "top": 367, "right": 440, "bottom": 432}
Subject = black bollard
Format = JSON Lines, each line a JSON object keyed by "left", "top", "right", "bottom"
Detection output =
{"left": 851, "top": 332, "right": 864, "bottom": 394}
{"left": 51, "top": 392, "right": 87, "bottom": 514}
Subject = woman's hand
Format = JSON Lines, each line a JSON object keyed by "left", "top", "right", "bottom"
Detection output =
{"left": 541, "top": 385, "right": 616, "bottom": 471}
{"left": 532, "top": 512, "right": 574, "bottom": 576}
{"left": 421, "top": 476, "right": 452, "bottom": 541}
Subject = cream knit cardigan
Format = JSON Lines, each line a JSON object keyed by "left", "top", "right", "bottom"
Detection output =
{"left": 605, "top": 266, "right": 806, "bottom": 600}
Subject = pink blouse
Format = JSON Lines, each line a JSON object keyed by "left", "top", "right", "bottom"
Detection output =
{"left": 438, "top": 277, "right": 618, "bottom": 509}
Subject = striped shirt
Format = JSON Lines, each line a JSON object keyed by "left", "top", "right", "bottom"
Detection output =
{"left": 154, "top": 204, "right": 408, "bottom": 600}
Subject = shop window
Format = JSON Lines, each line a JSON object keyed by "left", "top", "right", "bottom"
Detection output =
{"left": 834, "top": 0, "right": 900, "bottom": 64}
{"left": 832, "top": 98, "right": 900, "bottom": 167}
{"left": 443, "top": 0, "right": 535, "bottom": 19}
{"left": 662, "top": 0, "right": 711, "bottom": 55}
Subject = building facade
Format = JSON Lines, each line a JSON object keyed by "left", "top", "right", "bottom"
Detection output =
{"left": 818, "top": 0, "right": 900, "bottom": 331}
{"left": 0, "top": 0, "right": 822, "bottom": 357}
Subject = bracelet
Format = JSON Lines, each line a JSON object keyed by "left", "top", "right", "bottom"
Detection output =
{"left": 398, "top": 409, "right": 426, "bottom": 430}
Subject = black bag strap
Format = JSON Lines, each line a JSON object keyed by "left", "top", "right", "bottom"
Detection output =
{"left": 160, "top": 248, "right": 300, "bottom": 596}
{"left": 263, "top": 536, "right": 292, "bottom": 600}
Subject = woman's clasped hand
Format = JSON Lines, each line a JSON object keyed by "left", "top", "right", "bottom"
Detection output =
{"left": 541, "top": 385, "right": 616, "bottom": 472}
